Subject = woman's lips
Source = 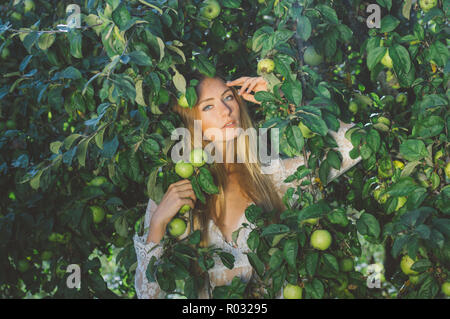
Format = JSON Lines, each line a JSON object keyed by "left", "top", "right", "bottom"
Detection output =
{"left": 223, "top": 120, "right": 236, "bottom": 128}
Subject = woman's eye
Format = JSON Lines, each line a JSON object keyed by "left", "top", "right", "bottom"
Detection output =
{"left": 203, "top": 105, "right": 212, "bottom": 111}
{"left": 225, "top": 95, "right": 234, "bottom": 101}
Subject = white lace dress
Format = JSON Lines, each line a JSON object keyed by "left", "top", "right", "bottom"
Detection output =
{"left": 133, "top": 121, "right": 361, "bottom": 299}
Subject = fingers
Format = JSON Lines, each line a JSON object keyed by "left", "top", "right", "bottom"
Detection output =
{"left": 246, "top": 78, "right": 261, "bottom": 94}
{"left": 177, "top": 189, "right": 197, "bottom": 202}
{"left": 238, "top": 78, "right": 258, "bottom": 95}
{"left": 226, "top": 77, "right": 250, "bottom": 87}
{"left": 241, "top": 93, "right": 260, "bottom": 104}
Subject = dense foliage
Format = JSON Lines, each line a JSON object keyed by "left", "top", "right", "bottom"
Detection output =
{"left": 0, "top": 0, "right": 448, "bottom": 298}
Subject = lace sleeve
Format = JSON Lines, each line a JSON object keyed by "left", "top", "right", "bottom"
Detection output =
{"left": 264, "top": 120, "right": 362, "bottom": 196}
{"left": 133, "top": 198, "right": 166, "bottom": 299}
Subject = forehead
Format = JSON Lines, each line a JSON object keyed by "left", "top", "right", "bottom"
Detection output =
{"left": 197, "top": 77, "right": 227, "bottom": 97}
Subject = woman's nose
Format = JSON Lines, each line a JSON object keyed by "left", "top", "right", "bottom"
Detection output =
{"left": 219, "top": 100, "right": 232, "bottom": 116}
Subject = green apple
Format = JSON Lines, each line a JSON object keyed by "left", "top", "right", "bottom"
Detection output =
{"left": 175, "top": 161, "right": 194, "bottom": 179}
{"left": 24, "top": 0, "right": 35, "bottom": 13}
{"left": 377, "top": 116, "right": 391, "bottom": 127}
{"left": 303, "top": 218, "right": 319, "bottom": 225}
{"left": 395, "top": 93, "right": 408, "bottom": 107}
{"left": 1, "top": 47, "right": 10, "bottom": 60}
{"left": 88, "top": 176, "right": 108, "bottom": 187}
{"left": 310, "top": 230, "right": 332, "bottom": 250}
{"left": 6, "top": 120, "right": 16, "bottom": 130}
{"left": 298, "top": 121, "right": 315, "bottom": 138}
{"left": 400, "top": 255, "right": 419, "bottom": 275}
{"left": 442, "top": 282, "right": 450, "bottom": 297}
{"left": 348, "top": 101, "right": 358, "bottom": 114}
{"left": 168, "top": 218, "right": 187, "bottom": 237}
{"left": 17, "top": 259, "right": 30, "bottom": 273}
{"left": 224, "top": 39, "right": 238, "bottom": 53}
{"left": 190, "top": 148, "right": 207, "bottom": 167}
{"left": 90, "top": 206, "right": 105, "bottom": 224}
{"left": 340, "top": 258, "right": 354, "bottom": 272}
{"left": 179, "top": 204, "right": 191, "bottom": 215}
{"left": 419, "top": 0, "right": 437, "bottom": 12}
{"left": 283, "top": 283, "right": 302, "bottom": 299}
{"left": 200, "top": 0, "right": 221, "bottom": 20}
{"left": 409, "top": 275, "right": 420, "bottom": 285}
{"left": 11, "top": 12, "right": 23, "bottom": 21}
{"left": 303, "top": 46, "right": 323, "bottom": 66}
{"left": 257, "top": 58, "right": 275, "bottom": 73}
{"left": 178, "top": 94, "right": 189, "bottom": 108}
{"left": 381, "top": 50, "right": 393, "bottom": 69}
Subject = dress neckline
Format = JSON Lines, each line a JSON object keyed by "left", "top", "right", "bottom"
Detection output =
{"left": 209, "top": 201, "right": 254, "bottom": 247}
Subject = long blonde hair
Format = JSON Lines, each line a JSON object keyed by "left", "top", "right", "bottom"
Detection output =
{"left": 171, "top": 73, "right": 286, "bottom": 247}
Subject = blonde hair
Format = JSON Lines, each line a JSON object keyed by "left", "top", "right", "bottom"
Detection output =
{"left": 171, "top": 73, "right": 286, "bottom": 247}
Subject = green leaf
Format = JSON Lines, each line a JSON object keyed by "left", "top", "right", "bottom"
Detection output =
{"left": 297, "top": 16, "right": 311, "bottom": 41}
{"left": 418, "top": 275, "right": 439, "bottom": 298}
{"left": 128, "top": 51, "right": 153, "bottom": 66}
{"left": 316, "top": 5, "right": 338, "bottom": 24}
{"left": 37, "top": 33, "right": 56, "bottom": 50}
{"left": 67, "top": 29, "right": 83, "bottom": 59}
{"left": 281, "top": 80, "right": 302, "bottom": 106}
{"left": 399, "top": 139, "right": 428, "bottom": 161}
{"left": 112, "top": 3, "right": 131, "bottom": 31}
{"left": 298, "top": 112, "right": 328, "bottom": 136}
{"left": 218, "top": 252, "right": 235, "bottom": 270}
{"left": 190, "top": 175, "right": 205, "bottom": 205}
{"left": 366, "top": 129, "right": 381, "bottom": 153}
{"left": 269, "top": 249, "right": 284, "bottom": 270}
{"left": 322, "top": 253, "right": 339, "bottom": 273}
{"left": 247, "top": 229, "right": 260, "bottom": 252}
{"left": 412, "top": 116, "right": 444, "bottom": 138}
{"left": 172, "top": 68, "right": 186, "bottom": 95}
{"left": 60, "top": 67, "right": 82, "bottom": 80}
{"left": 327, "top": 208, "right": 349, "bottom": 227}
{"left": 298, "top": 201, "right": 331, "bottom": 223}
{"left": 327, "top": 150, "right": 341, "bottom": 170}
{"left": 286, "top": 125, "right": 304, "bottom": 152}
{"left": 390, "top": 44, "right": 411, "bottom": 74}
{"left": 283, "top": 239, "right": 298, "bottom": 269}
{"left": 50, "top": 141, "right": 63, "bottom": 154}
{"left": 367, "top": 47, "right": 386, "bottom": 71}
{"left": 356, "top": 213, "right": 380, "bottom": 239}
{"left": 30, "top": 170, "right": 43, "bottom": 190}
{"left": 247, "top": 252, "right": 265, "bottom": 277}
{"left": 377, "top": 0, "right": 392, "bottom": 11}
{"left": 392, "top": 235, "right": 409, "bottom": 258}
{"left": 380, "top": 15, "right": 400, "bottom": 33}
{"left": 198, "top": 167, "right": 219, "bottom": 194}
{"left": 305, "top": 278, "right": 324, "bottom": 299}
{"left": 260, "top": 224, "right": 290, "bottom": 237}
{"left": 194, "top": 55, "right": 216, "bottom": 78}
{"left": 188, "top": 230, "right": 201, "bottom": 245}
{"left": 305, "top": 252, "right": 319, "bottom": 277}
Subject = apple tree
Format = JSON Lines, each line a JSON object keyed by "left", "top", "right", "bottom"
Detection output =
{"left": 0, "top": 0, "right": 449, "bottom": 298}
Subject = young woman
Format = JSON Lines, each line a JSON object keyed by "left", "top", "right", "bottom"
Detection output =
{"left": 133, "top": 74, "right": 361, "bottom": 299}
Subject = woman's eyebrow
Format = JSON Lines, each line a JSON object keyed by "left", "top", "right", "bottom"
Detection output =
{"left": 198, "top": 88, "right": 232, "bottom": 105}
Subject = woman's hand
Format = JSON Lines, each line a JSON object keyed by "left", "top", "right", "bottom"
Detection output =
{"left": 226, "top": 76, "right": 268, "bottom": 104}
{"left": 147, "top": 179, "right": 196, "bottom": 244}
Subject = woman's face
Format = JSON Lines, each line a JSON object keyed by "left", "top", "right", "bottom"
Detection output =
{"left": 196, "top": 77, "right": 241, "bottom": 142}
